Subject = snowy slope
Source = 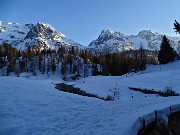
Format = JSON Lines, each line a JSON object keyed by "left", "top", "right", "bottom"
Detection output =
{"left": 1, "top": 61, "right": 180, "bottom": 134}
{"left": 71, "top": 61, "right": 180, "bottom": 97}
{"left": 0, "top": 21, "right": 83, "bottom": 50}
{"left": 89, "top": 29, "right": 180, "bottom": 53}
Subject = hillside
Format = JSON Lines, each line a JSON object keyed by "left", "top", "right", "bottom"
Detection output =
{"left": 1, "top": 61, "right": 180, "bottom": 134}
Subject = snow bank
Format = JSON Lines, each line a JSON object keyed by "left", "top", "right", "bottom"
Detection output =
{"left": 131, "top": 104, "right": 180, "bottom": 135}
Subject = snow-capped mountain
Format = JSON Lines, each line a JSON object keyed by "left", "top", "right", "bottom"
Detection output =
{"left": 0, "top": 21, "right": 82, "bottom": 50}
{"left": 128, "top": 30, "right": 180, "bottom": 50}
{"left": 88, "top": 29, "right": 134, "bottom": 53}
{"left": 88, "top": 29, "right": 180, "bottom": 53}
{"left": 1, "top": 21, "right": 180, "bottom": 53}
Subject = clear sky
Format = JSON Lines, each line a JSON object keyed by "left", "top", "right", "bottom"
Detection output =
{"left": 1, "top": 0, "right": 180, "bottom": 45}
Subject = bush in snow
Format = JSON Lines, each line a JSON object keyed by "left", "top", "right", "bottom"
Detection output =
{"left": 109, "top": 83, "right": 120, "bottom": 100}
{"left": 129, "top": 87, "right": 179, "bottom": 97}
{"left": 162, "top": 87, "right": 179, "bottom": 97}
{"left": 105, "top": 95, "right": 114, "bottom": 101}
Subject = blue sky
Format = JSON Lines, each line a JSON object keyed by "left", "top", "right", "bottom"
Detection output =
{"left": 1, "top": 0, "right": 180, "bottom": 45}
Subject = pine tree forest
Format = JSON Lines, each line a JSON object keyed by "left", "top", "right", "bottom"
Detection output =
{"left": 0, "top": 42, "right": 160, "bottom": 79}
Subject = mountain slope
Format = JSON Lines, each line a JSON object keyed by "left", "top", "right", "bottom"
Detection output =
{"left": 0, "top": 21, "right": 82, "bottom": 50}
{"left": 88, "top": 29, "right": 180, "bottom": 53}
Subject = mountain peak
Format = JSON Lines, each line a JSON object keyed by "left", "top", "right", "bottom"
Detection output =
{"left": 138, "top": 30, "right": 160, "bottom": 37}
{"left": 36, "top": 22, "right": 53, "bottom": 29}
{"left": 89, "top": 29, "right": 132, "bottom": 52}
{"left": 0, "top": 21, "right": 82, "bottom": 50}
{"left": 0, "top": 21, "right": 20, "bottom": 26}
{"left": 101, "top": 28, "right": 114, "bottom": 34}
{"left": 99, "top": 28, "right": 125, "bottom": 39}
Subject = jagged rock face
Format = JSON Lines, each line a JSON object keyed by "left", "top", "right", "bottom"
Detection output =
{"left": 25, "top": 23, "right": 60, "bottom": 40}
{"left": 127, "top": 30, "right": 163, "bottom": 50}
{"left": 89, "top": 29, "right": 126, "bottom": 47}
{"left": 23, "top": 22, "right": 66, "bottom": 49}
{"left": 96, "top": 29, "right": 126, "bottom": 44}
{"left": 128, "top": 30, "right": 180, "bottom": 50}
{"left": 0, "top": 21, "right": 82, "bottom": 50}
{"left": 137, "top": 30, "right": 157, "bottom": 39}
{"left": 89, "top": 29, "right": 180, "bottom": 53}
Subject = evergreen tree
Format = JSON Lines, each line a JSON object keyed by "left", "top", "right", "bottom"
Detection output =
{"left": 27, "top": 46, "right": 32, "bottom": 60}
{"left": 174, "top": 20, "right": 180, "bottom": 58}
{"left": 174, "top": 20, "right": 180, "bottom": 34}
{"left": 7, "top": 59, "right": 15, "bottom": 74}
{"left": 71, "top": 46, "right": 75, "bottom": 56}
{"left": 131, "top": 50, "right": 139, "bottom": 72}
{"left": 61, "top": 58, "right": 67, "bottom": 76}
{"left": 99, "top": 55, "right": 109, "bottom": 75}
{"left": 139, "top": 45, "right": 146, "bottom": 73}
{"left": 158, "top": 35, "right": 176, "bottom": 64}
{"left": 51, "top": 58, "right": 56, "bottom": 74}
{"left": 0, "top": 45, "right": 5, "bottom": 57}
{"left": 0, "top": 57, "right": 5, "bottom": 69}
{"left": 92, "top": 55, "right": 99, "bottom": 76}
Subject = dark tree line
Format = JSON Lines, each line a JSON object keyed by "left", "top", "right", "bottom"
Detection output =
{"left": 91, "top": 46, "right": 157, "bottom": 76}
{"left": 0, "top": 43, "right": 19, "bottom": 73}
{"left": 0, "top": 42, "right": 160, "bottom": 77}
{"left": 0, "top": 44, "right": 93, "bottom": 78}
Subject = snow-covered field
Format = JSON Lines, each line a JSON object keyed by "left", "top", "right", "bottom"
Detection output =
{"left": 1, "top": 61, "right": 180, "bottom": 135}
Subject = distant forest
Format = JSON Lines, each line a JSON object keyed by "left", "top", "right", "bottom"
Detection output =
{"left": 0, "top": 43, "right": 159, "bottom": 78}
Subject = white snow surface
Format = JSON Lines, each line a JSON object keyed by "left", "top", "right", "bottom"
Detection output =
{"left": 1, "top": 61, "right": 180, "bottom": 134}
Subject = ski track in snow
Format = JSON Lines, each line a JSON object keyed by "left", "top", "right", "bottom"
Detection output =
{"left": 1, "top": 61, "right": 180, "bottom": 134}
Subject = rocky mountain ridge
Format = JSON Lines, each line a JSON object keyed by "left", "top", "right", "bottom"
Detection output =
{"left": 1, "top": 21, "right": 180, "bottom": 53}
{"left": 88, "top": 29, "right": 180, "bottom": 53}
{"left": 0, "top": 21, "right": 82, "bottom": 50}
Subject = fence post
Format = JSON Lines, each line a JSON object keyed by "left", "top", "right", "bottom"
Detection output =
{"left": 155, "top": 110, "right": 157, "bottom": 122}
{"left": 170, "top": 107, "right": 172, "bottom": 113}
{"left": 143, "top": 119, "right": 145, "bottom": 129}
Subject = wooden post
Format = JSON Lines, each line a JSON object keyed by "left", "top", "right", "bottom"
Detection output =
{"left": 170, "top": 107, "right": 172, "bottom": 113}
{"left": 155, "top": 110, "right": 157, "bottom": 122}
{"left": 143, "top": 119, "right": 145, "bottom": 129}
